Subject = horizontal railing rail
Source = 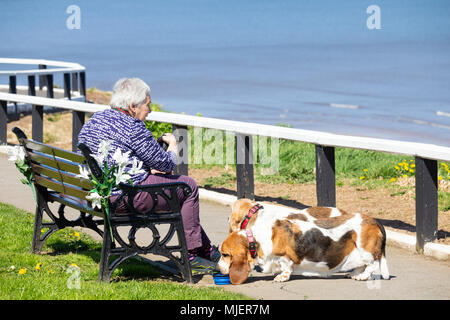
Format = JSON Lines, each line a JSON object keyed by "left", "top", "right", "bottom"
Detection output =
{"left": 1, "top": 92, "right": 449, "bottom": 161}
{"left": 0, "top": 91, "right": 447, "bottom": 253}
{"left": 0, "top": 58, "right": 85, "bottom": 75}
{"left": 0, "top": 58, "right": 86, "bottom": 115}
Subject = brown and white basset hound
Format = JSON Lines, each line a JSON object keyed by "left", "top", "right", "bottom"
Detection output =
{"left": 220, "top": 199, "right": 389, "bottom": 284}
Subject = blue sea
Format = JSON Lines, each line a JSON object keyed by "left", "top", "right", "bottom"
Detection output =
{"left": 1, "top": 0, "right": 449, "bottom": 146}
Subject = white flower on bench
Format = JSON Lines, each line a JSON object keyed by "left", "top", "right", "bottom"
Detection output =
{"left": 8, "top": 145, "right": 36, "bottom": 202}
{"left": 78, "top": 140, "right": 145, "bottom": 241}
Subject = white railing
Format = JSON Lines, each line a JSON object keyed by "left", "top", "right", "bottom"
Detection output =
{"left": 0, "top": 58, "right": 86, "bottom": 107}
{"left": 0, "top": 92, "right": 449, "bottom": 161}
{"left": 0, "top": 58, "right": 85, "bottom": 76}
{"left": 0, "top": 91, "right": 447, "bottom": 252}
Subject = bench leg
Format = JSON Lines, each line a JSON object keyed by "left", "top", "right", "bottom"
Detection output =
{"left": 31, "top": 204, "right": 45, "bottom": 254}
{"left": 99, "top": 220, "right": 113, "bottom": 282}
{"left": 175, "top": 219, "right": 193, "bottom": 283}
{"left": 31, "top": 190, "right": 59, "bottom": 254}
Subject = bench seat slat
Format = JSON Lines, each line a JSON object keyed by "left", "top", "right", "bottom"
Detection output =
{"left": 28, "top": 151, "right": 80, "bottom": 175}
{"left": 24, "top": 139, "right": 85, "bottom": 163}
{"left": 47, "top": 192, "right": 103, "bottom": 218}
{"left": 34, "top": 175, "right": 90, "bottom": 200}
{"left": 31, "top": 163, "right": 93, "bottom": 190}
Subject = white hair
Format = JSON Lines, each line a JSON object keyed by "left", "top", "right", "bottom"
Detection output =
{"left": 110, "top": 78, "right": 151, "bottom": 110}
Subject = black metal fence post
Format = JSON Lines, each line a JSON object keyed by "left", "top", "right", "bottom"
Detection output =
{"left": 235, "top": 133, "right": 254, "bottom": 199}
{"left": 64, "top": 73, "right": 71, "bottom": 100}
{"left": 415, "top": 157, "right": 438, "bottom": 253}
{"left": 72, "top": 111, "right": 85, "bottom": 152}
{"left": 28, "top": 75, "right": 36, "bottom": 96}
{"left": 0, "top": 100, "right": 7, "bottom": 144}
{"left": 46, "top": 74, "right": 54, "bottom": 98}
{"left": 38, "top": 64, "right": 47, "bottom": 90}
{"left": 80, "top": 72, "right": 86, "bottom": 101}
{"left": 27, "top": 75, "right": 42, "bottom": 142}
{"left": 8, "top": 75, "right": 16, "bottom": 95}
{"left": 172, "top": 124, "right": 189, "bottom": 176}
{"left": 9, "top": 75, "right": 17, "bottom": 116}
{"left": 315, "top": 145, "right": 336, "bottom": 207}
{"left": 72, "top": 72, "right": 79, "bottom": 92}
{"left": 32, "top": 105, "right": 43, "bottom": 142}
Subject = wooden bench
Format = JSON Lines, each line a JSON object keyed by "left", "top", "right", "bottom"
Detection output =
{"left": 12, "top": 127, "right": 193, "bottom": 282}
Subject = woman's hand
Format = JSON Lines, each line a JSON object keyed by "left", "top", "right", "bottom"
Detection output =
{"left": 151, "top": 169, "right": 174, "bottom": 175}
{"left": 161, "top": 133, "right": 178, "bottom": 155}
{"left": 161, "top": 133, "right": 177, "bottom": 146}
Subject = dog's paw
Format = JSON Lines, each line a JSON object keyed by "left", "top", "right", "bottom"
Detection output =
{"left": 352, "top": 273, "right": 370, "bottom": 281}
{"left": 274, "top": 273, "right": 290, "bottom": 282}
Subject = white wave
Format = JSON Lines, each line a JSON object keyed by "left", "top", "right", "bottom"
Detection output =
{"left": 408, "top": 118, "right": 450, "bottom": 130}
{"left": 437, "top": 110, "right": 450, "bottom": 118}
{"left": 329, "top": 103, "right": 360, "bottom": 109}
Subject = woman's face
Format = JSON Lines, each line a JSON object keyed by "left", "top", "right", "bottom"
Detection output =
{"left": 131, "top": 95, "right": 151, "bottom": 121}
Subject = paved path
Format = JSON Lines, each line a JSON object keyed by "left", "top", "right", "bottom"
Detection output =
{"left": 0, "top": 153, "right": 449, "bottom": 299}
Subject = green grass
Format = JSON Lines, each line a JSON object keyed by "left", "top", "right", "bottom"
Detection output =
{"left": 204, "top": 173, "right": 235, "bottom": 188}
{"left": 0, "top": 202, "right": 249, "bottom": 300}
{"left": 47, "top": 113, "right": 62, "bottom": 122}
{"left": 439, "top": 191, "right": 450, "bottom": 212}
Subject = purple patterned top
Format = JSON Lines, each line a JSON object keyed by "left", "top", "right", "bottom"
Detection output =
{"left": 78, "top": 108, "right": 177, "bottom": 193}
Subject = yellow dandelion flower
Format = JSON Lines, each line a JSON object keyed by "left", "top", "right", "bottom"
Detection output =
{"left": 389, "top": 177, "right": 396, "bottom": 183}
{"left": 35, "top": 262, "right": 42, "bottom": 271}
{"left": 395, "top": 166, "right": 400, "bottom": 170}
{"left": 70, "top": 263, "right": 79, "bottom": 268}
{"left": 411, "top": 164, "right": 415, "bottom": 168}
{"left": 18, "top": 268, "right": 27, "bottom": 275}
{"left": 409, "top": 169, "right": 415, "bottom": 174}
{"left": 363, "top": 168, "right": 368, "bottom": 172}
{"left": 48, "top": 270, "right": 54, "bottom": 274}
{"left": 360, "top": 176, "right": 365, "bottom": 180}
{"left": 73, "top": 231, "right": 81, "bottom": 240}
{"left": 402, "top": 174, "right": 408, "bottom": 178}
{"left": 438, "top": 176, "right": 443, "bottom": 181}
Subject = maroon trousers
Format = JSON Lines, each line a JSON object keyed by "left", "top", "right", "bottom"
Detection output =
{"left": 111, "top": 174, "right": 210, "bottom": 251}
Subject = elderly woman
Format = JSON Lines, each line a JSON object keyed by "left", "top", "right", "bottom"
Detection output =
{"left": 78, "top": 78, "right": 219, "bottom": 273}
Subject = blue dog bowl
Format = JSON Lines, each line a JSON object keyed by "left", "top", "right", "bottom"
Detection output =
{"left": 213, "top": 272, "right": 231, "bottom": 285}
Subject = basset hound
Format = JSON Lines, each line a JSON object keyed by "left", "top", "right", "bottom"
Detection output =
{"left": 220, "top": 199, "right": 389, "bottom": 284}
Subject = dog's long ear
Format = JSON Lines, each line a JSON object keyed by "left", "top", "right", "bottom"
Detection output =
{"left": 229, "top": 253, "right": 250, "bottom": 284}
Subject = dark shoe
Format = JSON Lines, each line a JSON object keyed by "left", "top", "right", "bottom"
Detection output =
{"left": 208, "top": 245, "right": 221, "bottom": 263}
{"left": 189, "top": 255, "right": 218, "bottom": 274}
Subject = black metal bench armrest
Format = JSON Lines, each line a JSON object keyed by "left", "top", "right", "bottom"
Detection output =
{"left": 77, "top": 143, "right": 103, "bottom": 180}
{"left": 110, "top": 182, "right": 192, "bottom": 216}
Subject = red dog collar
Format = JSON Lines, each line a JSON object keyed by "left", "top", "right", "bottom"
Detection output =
{"left": 240, "top": 204, "right": 264, "bottom": 230}
{"left": 246, "top": 229, "right": 257, "bottom": 258}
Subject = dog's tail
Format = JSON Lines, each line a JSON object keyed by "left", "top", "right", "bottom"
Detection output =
{"left": 375, "top": 219, "right": 390, "bottom": 280}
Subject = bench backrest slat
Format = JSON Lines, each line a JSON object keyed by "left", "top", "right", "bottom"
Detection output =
{"left": 27, "top": 151, "right": 81, "bottom": 175}
{"left": 31, "top": 163, "right": 93, "bottom": 191}
{"left": 24, "top": 139, "right": 85, "bottom": 164}
{"left": 34, "top": 175, "right": 90, "bottom": 200}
